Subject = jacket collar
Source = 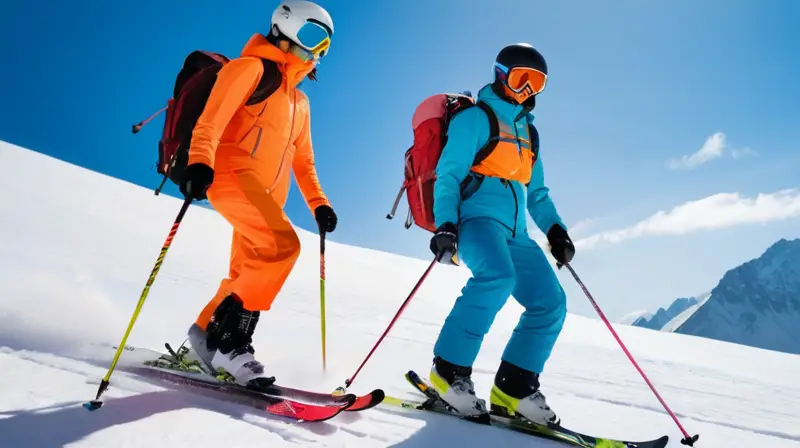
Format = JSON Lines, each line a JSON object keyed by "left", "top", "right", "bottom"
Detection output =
{"left": 240, "top": 33, "right": 315, "bottom": 90}
{"left": 477, "top": 84, "right": 534, "bottom": 124}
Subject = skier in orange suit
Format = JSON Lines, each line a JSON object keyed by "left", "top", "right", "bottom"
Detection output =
{"left": 179, "top": 1, "right": 337, "bottom": 389}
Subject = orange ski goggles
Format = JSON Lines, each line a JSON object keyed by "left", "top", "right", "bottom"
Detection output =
{"left": 494, "top": 63, "right": 547, "bottom": 103}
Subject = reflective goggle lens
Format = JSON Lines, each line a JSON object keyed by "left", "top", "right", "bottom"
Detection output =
{"left": 290, "top": 44, "right": 315, "bottom": 62}
{"left": 495, "top": 63, "right": 547, "bottom": 96}
{"left": 507, "top": 67, "right": 546, "bottom": 94}
{"left": 296, "top": 21, "right": 331, "bottom": 57}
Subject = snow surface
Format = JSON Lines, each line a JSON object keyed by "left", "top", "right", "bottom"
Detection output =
{"left": 1, "top": 140, "right": 799, "bottom": 447}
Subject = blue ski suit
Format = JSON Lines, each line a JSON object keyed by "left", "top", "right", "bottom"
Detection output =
{"left": 431, "top": 84, "right": 567, "bottom": 374}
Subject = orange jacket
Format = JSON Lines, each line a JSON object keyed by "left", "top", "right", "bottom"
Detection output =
{"left": 188, "top": 33, "right": 330, "bottom": 212}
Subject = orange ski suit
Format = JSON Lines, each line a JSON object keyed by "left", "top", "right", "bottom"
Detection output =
{"left": 187, "top": 33, "right": 331, "bottom": 330}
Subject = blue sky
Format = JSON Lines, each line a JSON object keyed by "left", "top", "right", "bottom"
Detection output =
{"left": 1, "top": 0, "right": 799, "bottom": 320}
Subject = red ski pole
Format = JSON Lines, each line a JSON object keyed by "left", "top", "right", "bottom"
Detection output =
{"left": 561, "top": 262, "right": 699, "bottom": 446}
{"left": 336, "top": 256, "right": 437, "bottom": 393}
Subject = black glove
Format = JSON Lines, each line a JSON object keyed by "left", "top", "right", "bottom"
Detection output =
{"left": 180, "top": 163, "right": 214, "bottom": 201}
{"left": 547, "top": 224, "right": 575, "bottom": 266}
{"left": 315, "top": 205, "right": 337, "bottom": 233}
{"left": 430, "top": 222, "right": 458, "bottom": 264}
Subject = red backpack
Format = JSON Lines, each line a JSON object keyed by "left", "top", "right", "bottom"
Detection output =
{"left": 386, "top": 92, "right": 500, "bottom": 232}
{"left": 131, "top": 50, "right": 280, "bottom": 195}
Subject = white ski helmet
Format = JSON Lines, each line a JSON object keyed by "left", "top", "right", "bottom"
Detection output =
{"left": 270, "top": 1, "right": 334, "bottom": 61}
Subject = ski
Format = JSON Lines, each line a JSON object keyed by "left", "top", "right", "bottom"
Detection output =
{"left": 338, "top": 388, "right": 386, "bottom": 412}
{"left": 382, "top": 369, "right": 669, "bottom": 448}
{"left": 106, "top": 344, "right": 382, "bottom": 415}
{"left": 115, "top": 362, "right": 353, "bottom": 422}
{"left": 330, "top": 383, "right": 386, "bottom": 412}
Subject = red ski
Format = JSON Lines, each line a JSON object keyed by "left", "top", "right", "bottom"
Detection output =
{"left": 120, "top": 363, "right": 354, "bottom": 422}
{"left": 102, "top": 343, "right": 383, "bottom": 419}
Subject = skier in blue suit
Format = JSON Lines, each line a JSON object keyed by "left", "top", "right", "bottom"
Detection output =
{"left": 427, "top": 43, "right": 575, "bottom": 425}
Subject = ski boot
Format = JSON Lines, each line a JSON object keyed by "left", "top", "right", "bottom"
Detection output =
{"left": 429, "top": 356, "right": 489, "bottom": 420}
{"left": 187, "top": 294, "right": 275, "bottom": 390}
{"left": 489, "top": 360, "right": 559, "bottom": 426}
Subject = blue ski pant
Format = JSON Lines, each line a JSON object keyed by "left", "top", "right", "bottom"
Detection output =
{"left": 433, "top": 217, "right": 567, "bottom": 374}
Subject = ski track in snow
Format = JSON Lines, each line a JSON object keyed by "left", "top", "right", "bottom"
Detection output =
{"left": 1, "top": 140, "right": 800, "bottom": 447}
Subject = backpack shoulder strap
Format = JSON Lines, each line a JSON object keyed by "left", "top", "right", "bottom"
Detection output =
{"left": 472, "top": 100, "right": 500, "bottom": 166}
{"left": 528, "top": 119, "right": 540, "bottom": 160}
{"left": 246, "top": 58, "right": 283, "bottom": 106}
{"left": 523, "top": 119, "right": 541, "bottom": 188}
{"left": 173, "top": 51, "right": 230, "bottom": 98}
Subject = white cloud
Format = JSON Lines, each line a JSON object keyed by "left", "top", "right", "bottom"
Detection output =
{"left": 528, "top": 217, "right": 599, "bottom": 255}
{"left": 666, "top": 132, "right": 757, "bottom": 170}
{"left": 567, "top": 218, "right": 598, "bottom": 238}
{"left": 666, "top": 132, "right": 727, "bottom": 170}
{"left": 732, "top": 147, "right": 758, "bottom": 159}
{"left": 576, "top": 189, "right": 800, "bottom": 249}
{"left": 528, "top": 217, "right": 598, "bottom": 243}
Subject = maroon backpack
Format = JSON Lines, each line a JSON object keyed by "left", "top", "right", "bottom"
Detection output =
{"left": 131, "top": 50, "right": 279, "bottom": 195}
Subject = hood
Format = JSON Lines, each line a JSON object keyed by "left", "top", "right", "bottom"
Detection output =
{"left": 240, "top": 33, "right": 316, "bottom": 90}
{"left": 477, "top": 84, "right": 534, "bottom": 124}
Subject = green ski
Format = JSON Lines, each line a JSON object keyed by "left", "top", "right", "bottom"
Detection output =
{"left": 381, "top": 370, "right": 669, "bottom": 448}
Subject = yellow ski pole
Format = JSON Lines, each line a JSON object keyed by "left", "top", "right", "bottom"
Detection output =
{"left": 319, "top": 227, "right": 327, "bottom": 372}
{"left": 84, "top": 195, "right": 192, "bottom": 411}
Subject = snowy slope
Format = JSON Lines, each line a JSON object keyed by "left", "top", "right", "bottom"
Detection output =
{"left": 674, "top": 239, "right": 800, "bottom": 354}
{"left": 1, "top": 140, "right": 800, "bottom": 447}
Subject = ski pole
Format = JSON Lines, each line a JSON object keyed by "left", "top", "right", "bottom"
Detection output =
{"left": 84, "top": 194, "right": 193, "bottom": 411}
{"left": 336, "top": 256, "right": 438, "bottom": 393}
{"left": 319, "top": 226, "right": 327, "bottom": 372}
{"left": 562, "top": 262, "right": 699, "bottom": 446}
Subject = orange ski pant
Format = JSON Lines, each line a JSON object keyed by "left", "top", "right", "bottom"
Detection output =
{"left": 195, "top": 169, "right": 301, "bottom": 331}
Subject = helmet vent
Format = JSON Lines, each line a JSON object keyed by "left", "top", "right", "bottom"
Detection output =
{"left": 307, "top": 18, "right": 332, "bottom": 36}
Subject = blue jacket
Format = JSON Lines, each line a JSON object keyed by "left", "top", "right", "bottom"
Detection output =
{"left": 433, "top": 84, "right": 566, "bottom": 237}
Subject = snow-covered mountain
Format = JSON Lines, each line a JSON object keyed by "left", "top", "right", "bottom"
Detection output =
{"left": 616, "top": 309, "right": 653, "bottom": 325}
{"left": 660, "top": 293, "right": 712, "bottom": 333}
{"left": 1, "top": 140, "right": 799, "bottom": 447}
{"left": 672, "top": 238, "right": 800, "bottom": 355}
{"left": 630, "top": 297, "right": 701, "bottom": 331}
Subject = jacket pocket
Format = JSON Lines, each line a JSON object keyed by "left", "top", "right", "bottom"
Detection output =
{"left": 242, "top": 125, "right": 263, "bottom": 158}
{"left": 460, "top": 172, "right": 485, "bottom": 201}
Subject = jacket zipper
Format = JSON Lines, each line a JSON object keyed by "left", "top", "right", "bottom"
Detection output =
{"left": 268, "top": 91, "right": 298, "bottom": 192}
{"left": 501, "top": 179, "right": 519, "bottom": 239}
{"left": 509, "top": 116, "right": 524, "bottom": 238}
{"left": 510, "top": 181, "right": 518, "bottom": 238}
{"left": 249, "top": 126, "right": 263, "bottom": 157}
{"left": 249, "top": 92, "right": 272, "bottom": 159}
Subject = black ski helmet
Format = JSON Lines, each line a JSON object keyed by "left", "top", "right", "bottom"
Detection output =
{"left": 493, "top": 43, "right": 548, "bottom": 106}
{"left": 495, "top": 43, "right": 547, "bottom": 76}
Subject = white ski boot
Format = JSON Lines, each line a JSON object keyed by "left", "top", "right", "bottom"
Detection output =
{"left": 428, "top": 356, "right": 488, "bottom": 418}
{"left": 187, "top": 294, "right": 275, "bottom": 389}
{"left": 489, "top": 360, "right": 559, "bottom": 425}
